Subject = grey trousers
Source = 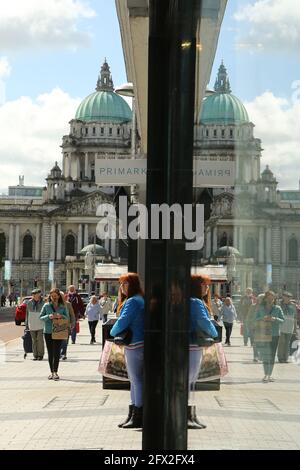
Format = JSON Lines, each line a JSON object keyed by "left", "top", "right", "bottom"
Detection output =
{"left": 277, "top": 333, "right": 292, "bottom": 362}
{"left": 30, "top": 330, "right": 45, "bottom": 358}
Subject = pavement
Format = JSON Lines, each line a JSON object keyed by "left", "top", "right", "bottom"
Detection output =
{"left": 0, "top": 319, "right": 300, "bottom": 450}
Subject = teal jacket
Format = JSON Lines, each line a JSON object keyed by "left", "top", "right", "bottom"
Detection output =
{"left": 255, "top": 304, "right": 284, "bottom": 337}
{"left": 39, "top": 303, "right": 69, "bottom": 334}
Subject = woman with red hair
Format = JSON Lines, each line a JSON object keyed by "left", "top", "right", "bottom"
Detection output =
{"left": 189, "top": 274, "right": 218, "bottom": 429}
{"left": 110, "top": 273, "right": 144, "bottom": 428}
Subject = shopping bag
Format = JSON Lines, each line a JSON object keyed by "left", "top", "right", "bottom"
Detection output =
{"left": 254, "top": 320, "right": 272, "bottom": 343}
{"left": 75, "top": 321, "right": 80, "bottom": 333}
{"left": 197, "top": 343, "right": 228, "bottom": 382}
{"left": 98, "top": 340, "right": 129, "bottom": 381}
{"left": 52, "top": 318, "right": 69, "bottom": 340}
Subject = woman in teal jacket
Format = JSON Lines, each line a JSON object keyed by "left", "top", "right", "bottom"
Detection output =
{"left": 255, "top": 291, "right": 284, "bottom": 382}
{"left": 40, "top": 288, "right": 69, "bottom": 381}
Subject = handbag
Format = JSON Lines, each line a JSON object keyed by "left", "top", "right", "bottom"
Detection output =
{"left": 254, "top": 319, "right": 272, "bottom": 343}
{"left": 191, "top": 320, "right": 222, "bottom": 347}
{"left": 98, "top": 340, "right": 129, "bottom": 381}
{"left": 52, "top": 318, "right": 69, "bottom": 340}
{"left": 197, "top": 343, "right": 228, "bottom": 382}
{"left": 114, "top": 328, "right": 132, "bottom": 346}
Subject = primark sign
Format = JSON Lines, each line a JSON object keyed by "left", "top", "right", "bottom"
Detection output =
{"left": 95, "top": 158, "right": 235, "bottom": 187}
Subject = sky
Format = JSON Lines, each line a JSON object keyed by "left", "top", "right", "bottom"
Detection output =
{"left": 0, "top": 0, "right": 299, "bottom": 193}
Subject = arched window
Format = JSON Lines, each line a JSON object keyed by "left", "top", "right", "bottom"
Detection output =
{"left": 23, "top": 234, "right": 33, "bottom": 258}
{"left": 245, "top": 237, "right": 256, "bottom": 259}
{"left": 65, "top": 234, "right": 75, "bottom": 256}
{"left": 288, "top": 238, "right": 298, "bottom": 262}
{"left": 0, "top": 233, "right": 6, "bottom": 262}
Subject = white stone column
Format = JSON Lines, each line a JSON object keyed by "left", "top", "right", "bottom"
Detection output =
{"left": 212, "top": 227, "right": 218, "bottom": 255}
{"left": 236, "top": 155, "right": 240, "bottom": 180}
{"left": 111, "top": 238, "right": 116, "bottom": 257}
{"left": 77, "top": 157, "right": 81, "bottom": 180}
{"left": 67, "top": 154, "right": 71, "bottom": 178}
{"left": 50, "top": 224, "right": 56, "bottom": 260}
{"left": 35, "top": 224, "right": 40, "bottom": 261}
{"left": 9, "top": 224, "right": 14, "bottom": 260}
{"left": 258, "top": 227, "right": 264, "bottom": 264}
{"left": 281, "top": 227, "right": 287, "bottom": 264}
{"left": 266, "top": 227, "right": 272, "bottom": 263}
{"left": 66, "top": 269, "right": 72, "bottom": 288}
{"left": 14, "top": 224, "right": 20, "bottom": 261}
{"left": 72, "top": 268, "right": 78, "bottom": 287}
{"left": 85, "top": 152, "right": 89, "bottom": 179}
{"left": 84, "top": 224, "right": 89, "bottom": 247}
{"left": 105, "top": 237, "right": 110, "bottom": 254}
{"left": 78, "top": 224, "right": 82, "bottom": 252}
{"left": 233, "top": 226, "right": 238, "bottom": 250}
{"left": 205, "top": 229, "right": 212, "bottom": 258}
{"left": 56, "top": 224, "right": 62, "bottom": 261}
{"left": 239, "top": 227, "right": 244, "bottom": 255}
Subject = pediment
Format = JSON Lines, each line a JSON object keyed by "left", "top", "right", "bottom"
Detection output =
{"left": 51, "top": 191, "right": 113, "bottom": 216}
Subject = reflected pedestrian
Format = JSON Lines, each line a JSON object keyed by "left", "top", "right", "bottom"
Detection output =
{"left": 85, "top": 295, "right": 101, "bottom": 344}
{"left": 220, "top": 297, "right": 237, "bottom": 346}
{"left": 255, "top": 291, "right": 284, "bottom": 382}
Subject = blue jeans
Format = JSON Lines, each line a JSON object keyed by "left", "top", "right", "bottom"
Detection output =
{"left": 61, "top": 334, "right": 70, "bottom": 356}
{"left": 71, "top": 327, "right": 76, "bottom": 343}
{"left": 189, "top": 349, "right": 203, "bottom": 402}
{"left": 125, "top": 347, "right": 144, "bottom": 408}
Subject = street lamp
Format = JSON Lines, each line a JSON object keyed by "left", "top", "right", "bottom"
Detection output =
{"left": 115, "top": 82, "right": 136, "bottom": 158}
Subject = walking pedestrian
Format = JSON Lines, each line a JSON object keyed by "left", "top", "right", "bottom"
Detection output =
{"left": 278, "top": 292, "right": 297, "bottom": 363}
{"left": 255, "top": 291, "right": 284, "bottom": 382}
{"left": 85, "top": 295, "right": 101, "bottom": 344}
{"left": 239, "top": 288, "right": 254, "bottom": 345}
{"left": 60, "top": 292, "right": 76, "bottom": 360}
{"left": 26, "top": 289, "right": 45, "bottom": 360}
{"left": 110, "top": 273, "right": 144, "bottom": 429}
{"left": 220, "top": 297, "right": 237, "bottom": 346}
{"left": 65, "top": 285, "right": 85, "bottom": 344}
{"left": 40, "top": 288, "right": 69, "bottom": 380}
{"left": 99, "top": 292, "right": 112, "bottom": 323}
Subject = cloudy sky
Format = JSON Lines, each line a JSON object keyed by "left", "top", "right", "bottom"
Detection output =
{"left": 0, "top": 0, "right": 299, "bottom": 193}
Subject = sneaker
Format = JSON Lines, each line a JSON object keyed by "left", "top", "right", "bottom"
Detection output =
{"left": 268, "top": 377, "right": 275, "bottom": 382}
{"left": 33, "top": 357, "right": 38, "bottom": 361}
{"left": 53, "top": 373, "right": 60, "bottom": 381}
{"left": 72, "top": 342, "right": 75, "bottom": 344}
{"left": 253, "top": 358, "right": 259, "bottom": 362}
{"left": 48, "top": 374, "right": 53, "bottom": 380}
{"left": 262, "top": 376, "right": 269, "bottom": 383}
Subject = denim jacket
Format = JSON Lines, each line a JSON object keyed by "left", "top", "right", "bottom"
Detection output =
{"left": 110, "top": 295, "right": 144, "bottom": 348}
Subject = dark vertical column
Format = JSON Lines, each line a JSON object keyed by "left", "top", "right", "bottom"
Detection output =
{"left": 143, "top": 0, "right": 202, "bottom": 450}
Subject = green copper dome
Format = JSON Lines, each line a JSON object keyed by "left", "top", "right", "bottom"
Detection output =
{"left": 75, "top": 90, "right": 132, "bottom": 122}
{"left": 199, "top": 62, "right": 249, "bottom": 125}
{"left": 75, "top": 59, "right": 132, "bottom": 123}
{"left": 200, "top": 93, "right": 249, "bottom": 125}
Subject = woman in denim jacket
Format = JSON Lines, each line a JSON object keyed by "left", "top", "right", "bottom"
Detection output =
{"left": 110, "top": 273, "right": 144, "bottom": 429}
{"left": 40, "top": 288, "right": 69, "bottom": 381}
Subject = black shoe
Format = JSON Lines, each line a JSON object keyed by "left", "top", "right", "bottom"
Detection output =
{"left": 122, "top": 406, "right": 143, "bottom": 429}
{"left": 38, "top": 357, "right": 43, "bottom": 361}
{"left": 118, "top": 405, "right": 134, "bottom": 428}
{"left": 187, "top": 405, "right": 206, "bottom": 429}
{"left": 33, "top": 357, "right": 38, "bottom": 361}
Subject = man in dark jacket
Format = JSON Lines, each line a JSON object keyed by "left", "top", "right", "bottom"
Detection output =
{"left": 65, "top": 285, "right": 85, "bottom": 344}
